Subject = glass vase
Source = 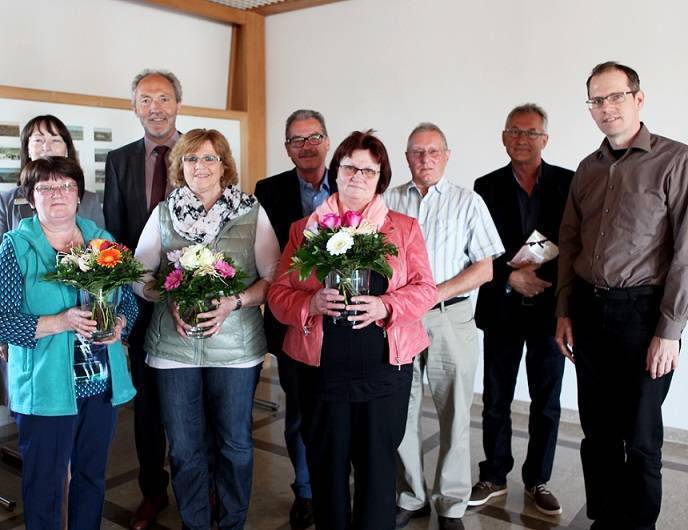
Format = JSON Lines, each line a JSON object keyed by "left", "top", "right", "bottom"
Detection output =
{"left": 324, "top": 269, "right": 371, "bottom": 326}
{"left": 180, "top": 294, "right": 222, "bottom": 339}
{"left": 80, "top": 287, "right": 119, "bottom": 342}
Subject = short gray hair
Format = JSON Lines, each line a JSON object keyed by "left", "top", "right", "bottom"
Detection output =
{"left": 131, "top": 69, "right": 183, "bottom": 105}
{"left": 407, "top": 122, "right": 448, "bottom": 151}
{"left": 285, "top": 109, "right": 328, "bottom": 139}
{"left": 505, "top": 103, "right": 548, "bottom": 132}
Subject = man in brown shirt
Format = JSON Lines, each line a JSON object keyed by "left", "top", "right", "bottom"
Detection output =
{"left": 555, "top": 61, "right": 688, "bottom": 530}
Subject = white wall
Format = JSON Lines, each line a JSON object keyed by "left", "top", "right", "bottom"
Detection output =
{"left": 1, "top": 0, "right": 232, "bottom": 109}
{"left": 265, "top": 0, "right": 688, "bottom": 431}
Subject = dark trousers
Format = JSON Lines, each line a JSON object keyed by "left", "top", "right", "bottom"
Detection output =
{"left": 129, "top": 299, "right": 169, "bottom": 498}
{"left": 299, "top": 376, "right": 411, "bottom": 530}
{"left": 570, "top": 282, "right": 673, "bottom": 530}
{"left": 276, "top": 351, "right": 311, "bottom": 499}
{"left": 479, "top": 303, "right": 564, "bottom": 487}
{"left": 16, "top": 393, "right": 118, "bottom": 530}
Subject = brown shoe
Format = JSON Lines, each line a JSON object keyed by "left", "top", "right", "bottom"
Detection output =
{"left": 525, "top": 484, "right": 562, "bottom": 516}
{"left": 130, "top": 494, "right": 169, "bottom": 530}
{"left": 467, "top": 480, "right": 507, "bottom": 506}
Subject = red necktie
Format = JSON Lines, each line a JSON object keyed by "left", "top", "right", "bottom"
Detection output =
{"left": 150, "top": 145, "right": 169, "bottom": 210}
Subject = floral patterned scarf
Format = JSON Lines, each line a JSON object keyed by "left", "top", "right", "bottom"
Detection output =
{"left": 167, "top": 185, "right": 257, "bottom": 244}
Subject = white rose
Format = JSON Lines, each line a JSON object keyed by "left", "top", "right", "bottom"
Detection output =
{"left": 197, "top": 247, "right": 216, "bottom": 268}
{"left": 326, "top": 231, "right": 354, "bottom": 256}
{"left": 77, "top": 255, "right": 92, "bottom": 272}
{"left": 179, "top": 245, "right": 203, "bottom": 269}
{"left": 355, "top": 220, "right": 377, "bottom": 235}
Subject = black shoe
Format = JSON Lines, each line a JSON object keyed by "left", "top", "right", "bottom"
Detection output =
{"left": 438, "top": 516, "right": 465, "bottom": 530}
{"left": 395, "top": 504, "right": 430, "bottom": 529}
{"left": 289, "top": 497, "right": 314, "bottom": 529}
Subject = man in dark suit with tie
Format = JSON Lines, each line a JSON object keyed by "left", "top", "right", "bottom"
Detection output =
{"left": 470, "top": 104, "right": 572, "bottom": 516}
{"left": 104, "top": 69, "right": 182, "bottom": 530}
{"left": 255, "top": 109, "right": 336, "bottom": 529}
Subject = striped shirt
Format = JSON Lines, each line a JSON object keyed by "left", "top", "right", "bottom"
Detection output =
{"left": 385, "top": 177, "right": 504, "bottom": 284}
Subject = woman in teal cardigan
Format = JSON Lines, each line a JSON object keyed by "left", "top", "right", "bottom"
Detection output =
{"left": 0, "top": 157, "right": 137, "bottom": 530}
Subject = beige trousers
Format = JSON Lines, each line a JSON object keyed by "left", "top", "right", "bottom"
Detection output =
{"left": 396, "top": 299, "right": 479, "bottom": 518}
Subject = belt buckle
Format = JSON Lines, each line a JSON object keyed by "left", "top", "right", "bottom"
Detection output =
{"left": 521, "top": 296, "right": 535, "bottom": 306}
{"left": 593, "top": 285, "right": 609, "bottom": 298}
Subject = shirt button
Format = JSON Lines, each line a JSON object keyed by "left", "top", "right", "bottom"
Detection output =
{"left": 604, "top": 208, "right": 610, "bottom": 213}
{"left": 595, "top": 255, "right": 600, "bottom": 260}
{"left": 600, "top": 231, "right": 605, "bottom": 237}
{"left": 609, "top": 185, "right": 614, "bottom": 190}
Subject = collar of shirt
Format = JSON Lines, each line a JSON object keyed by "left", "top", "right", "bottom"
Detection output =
{"left": 405, "top": 175, "right": 448, "bottom": 197}
{"left": 596, "top": 122, "right": 651, "bottom": 161}
{"left": 297, "top": 169, "right": 330, "bottom": 194}
{"left": 144, "top": 131, "right": 181, "bottom": 159}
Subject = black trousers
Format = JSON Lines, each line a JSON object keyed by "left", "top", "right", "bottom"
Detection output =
{"left": 129, "top": 299, "right": 169, "bottom": 498}
{"left": 298, "top": 373, "right": 411, "bottom": 530}
{"left": 570, "top": 282, "right": 673, "bottom": 530}
{"left": 479, "top": 302, "right": 564, "bottom": 487}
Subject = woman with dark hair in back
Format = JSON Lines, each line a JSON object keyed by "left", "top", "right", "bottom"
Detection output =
{"left": 268, "top": 130, "right": 437, "bottom": 529}
{"left": 0, "top": 114, "right": 104, "bottom": 234}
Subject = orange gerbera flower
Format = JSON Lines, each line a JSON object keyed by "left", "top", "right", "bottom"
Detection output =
{"left": 96, "top": 248, "right": 122, "bottom": 268}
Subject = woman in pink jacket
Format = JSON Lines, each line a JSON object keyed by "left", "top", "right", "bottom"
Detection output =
{"left": 268, "top": 130, "right": 437, "bottom": 530}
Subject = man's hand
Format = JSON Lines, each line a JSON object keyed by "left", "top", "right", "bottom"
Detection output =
{"left": 508, "top": 264, "right": 552, "bottom": 297}
{"left": 555, "top": 317, "right": 575, "bottom": 362}
{"left": 646, "top": 336, "right": 679, "bottom": 379}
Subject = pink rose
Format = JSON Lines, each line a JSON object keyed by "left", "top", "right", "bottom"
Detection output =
{"left": 342, "top": 210, "right": 363, "bottom": 228}
{"left": 163, "top": 269, "right": 184, "bottom": 291}
{"left": 215, "top": 260, "right": 236, "bottom": 279}
{"left": 319, "top": 213, "right": 341, "bottom": 229}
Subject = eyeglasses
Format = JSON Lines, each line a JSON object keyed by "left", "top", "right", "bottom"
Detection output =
{"left": 407, "top": 148, "right": 447, "bottom": 160}
{"left": 34, "top": 183, "right": 79, "bottom": 195}
{"left": 29, "top": 136, "right": 66, "bottom": 146}
{"left": 503, "top": 128, "right": 548, "bottom": 139}
{"left": 285, "top": 133, "right": 325, "bottom": 148}
{"left": 339, "top": 164, "right": 380, "bottom": 179}
{"left": 181, "top": 155, "right": 222, "bottom": 165}
{"left": 586, "top": 91, "right": 636, "bottom": 109}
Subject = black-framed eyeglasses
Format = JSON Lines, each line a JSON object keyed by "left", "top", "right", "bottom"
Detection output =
{"left": 503, "top": 128, "right": 547, "bottom": 139}
{"left": 285, "top": 133, "right": 325, "bottom": 148}
{"left": 339, "top": 164, "right": 380, "bottom": 179}
{"left": 586, "top": 91, "right": 636, "bottom": 109}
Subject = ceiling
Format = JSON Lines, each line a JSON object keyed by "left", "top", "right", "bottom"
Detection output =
{"left": 208, "top": 0, "right": 346, "bottom": 16}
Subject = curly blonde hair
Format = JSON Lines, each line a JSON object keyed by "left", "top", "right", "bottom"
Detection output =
{"left": 168, "top": 129, "right": 238, "bottom": 189}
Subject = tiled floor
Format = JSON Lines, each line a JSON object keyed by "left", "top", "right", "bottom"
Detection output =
{"left": 0, "top": 358, "right": 686, "bottom": 529}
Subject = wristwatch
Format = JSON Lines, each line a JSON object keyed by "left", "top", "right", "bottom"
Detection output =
{"left": 234, "top": 293, "right": 243, "bottom": 310}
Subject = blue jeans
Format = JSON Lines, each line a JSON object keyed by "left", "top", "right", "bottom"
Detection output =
{"left": 16, "top": 392, "right": 118, "bottom": 530}
{"left": 156, "top": 364, "right": 262, "bottom": 530}
{"left": 276, "top": 351, "right": 311, "bottom": 499}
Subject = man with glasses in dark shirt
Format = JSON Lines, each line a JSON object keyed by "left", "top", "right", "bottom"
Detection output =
{"left": 472, "top": 104, "right": 572, "bottom": 516}
{"left": 255, "top": 109, "right": 336, "bottom": 529}
{"left": 556, "top": 61, "right": 688, "bottom": 530}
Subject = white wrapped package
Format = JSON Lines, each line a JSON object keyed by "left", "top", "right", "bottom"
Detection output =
{"left": 507, "top": 230, "right": 559, "bottom": 268}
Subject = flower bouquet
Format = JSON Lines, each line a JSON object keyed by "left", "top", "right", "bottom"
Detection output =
{"left": 45, "top": 239, "right": 146, "bottom": 341}
{"left": 290, "top": 211, "right": 398, "bottom": 326}
{"left": 157, "top": 244, "right": 247, "bottom": 340}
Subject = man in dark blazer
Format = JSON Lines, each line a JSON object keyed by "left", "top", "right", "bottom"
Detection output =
{"left": 471, "top": 104, "right": 573, "bottom": 516}
{"left": 104, "top": 69, "right": 182, "bottom": 530}
{"left": 255, "top": 109, "right": 336, "bottom": 529}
